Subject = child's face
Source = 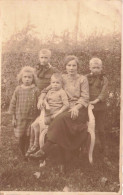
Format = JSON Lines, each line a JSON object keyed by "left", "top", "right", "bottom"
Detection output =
{"left": 89, "top": 62, "right": 102, "bottom": 74}
{"left": 51, "top": 77, "right": 62, "bottom": 91}
{"left": 39, "top": 52, "right": 51, "bottom": 66}
{"left": 22, "top": 72, "right": 33, "bottom": 86}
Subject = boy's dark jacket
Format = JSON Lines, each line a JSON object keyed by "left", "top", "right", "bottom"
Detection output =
{"left": 34, "top": 63, "right": 59, "bottom": 91}
{"left": 86, "top": 73, "right": 108, "bottom": 111}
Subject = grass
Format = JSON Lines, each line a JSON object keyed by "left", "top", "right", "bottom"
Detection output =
{"left": 0, "top": 112, "right": 120, "bottom": 192}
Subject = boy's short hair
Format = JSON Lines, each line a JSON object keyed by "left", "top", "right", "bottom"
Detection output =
{"left": 17, "top": 66, "right": 37, "bottom": 84}
{"left": 89, "top": 57, "right": 102, "bottom": 66}
{"left": 51, "top": 73, "right": 63, "bottom": 83}
{"left": 39, "top": 49, "right": 51, "bottom": 58}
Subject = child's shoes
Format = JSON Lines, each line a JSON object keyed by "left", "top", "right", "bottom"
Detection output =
{"left": 25, "top": 147, "right": 33, "bottom": 157}
{"left": 30, "top": 149, "right": 46, "bottom": 160}
{"left": 30, "top": 145, "right": 39, "bottom": 154}
{"left": 25, "top": 145, "right": 39, "bottom": 157}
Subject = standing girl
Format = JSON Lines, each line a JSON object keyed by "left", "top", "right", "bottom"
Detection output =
{"left": 9, "top": 66, "right": 40, "bottom": 158}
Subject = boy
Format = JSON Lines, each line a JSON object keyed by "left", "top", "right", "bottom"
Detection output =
{"left": 87, "top": 57, "right": 108, "bottom": 159}
{"left": 35, "top": 49, "right": 59, "bottom": 91}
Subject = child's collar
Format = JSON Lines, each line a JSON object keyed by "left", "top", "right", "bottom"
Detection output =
{"left": 21, "top": 84, "right": 35, "bottom": 89}
{"left": 89, "top": 72, "right": 105, "bottom": 76}
{"left": 50, "top": 88, "right": 62, "bottom": 92}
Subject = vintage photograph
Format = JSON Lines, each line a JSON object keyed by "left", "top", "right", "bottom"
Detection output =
{"left": 0, "top": 0, "right": 122, "bottom": 193}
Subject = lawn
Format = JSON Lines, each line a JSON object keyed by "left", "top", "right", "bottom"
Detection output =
{"left": 0, "top": 112, "right": 120, "bottom": 192}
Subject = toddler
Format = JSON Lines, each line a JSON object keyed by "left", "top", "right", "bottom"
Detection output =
{"left": 26, "top": 73, "right": 69, "bottom": 156}
{"left": 87, "top": 57, "right": 108, "bottom": 158}
{"left": 9, "top": 66, "right": 40, "bottom": 158}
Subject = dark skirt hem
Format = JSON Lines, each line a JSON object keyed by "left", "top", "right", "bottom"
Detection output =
{"left": 47, "top": 107, "right": 89, "bottom": 151}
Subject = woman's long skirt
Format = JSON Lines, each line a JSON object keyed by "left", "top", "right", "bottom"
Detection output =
{"left": 46, "top": 107, "right": 88, "bottom": 151}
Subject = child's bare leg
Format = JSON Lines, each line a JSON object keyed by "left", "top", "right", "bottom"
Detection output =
{"left": 33, "top": 123, "right": 40, "bottom": 148}
{"left": 29, "top": 126, "right": 35, "bottom": 148}
{"left": 26, "top": 119, "right": 39, "bottom": 156}
{"left": 30, "top": 117, "right": 40, "bottom": 147}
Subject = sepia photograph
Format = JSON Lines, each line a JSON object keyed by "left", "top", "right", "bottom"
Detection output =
{"left": 0, "top": 0, "right": 122, "bottom": 194}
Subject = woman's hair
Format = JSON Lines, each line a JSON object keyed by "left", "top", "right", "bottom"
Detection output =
{"left": 89, "top": 57, "right": 102, "bottom": 66}
{"left": 64, "top": 55, "right": 79, "bottom": 66}
{"left": 17, "top": 66, "right": 37, "bottom": 84}
{"left": 51, "top": 73, "right": 63, "bottom": 84}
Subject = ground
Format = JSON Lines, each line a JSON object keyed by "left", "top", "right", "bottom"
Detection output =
{"left": 0, "top": 112, "right": 120, "bottom": 192}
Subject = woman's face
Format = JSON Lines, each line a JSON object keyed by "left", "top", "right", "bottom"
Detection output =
{"left": 66, "top": 60, "right": 78, "bottom": 75}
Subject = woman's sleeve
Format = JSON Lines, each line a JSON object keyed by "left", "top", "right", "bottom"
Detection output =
{"left": 76, "top": 76, "right": 89, "bottom": 107}
{"left": 97, "top": 77, "right": 108, "bottom": 101}
{"left": 9, "top": 87, "right": 18, "bottom": 114}
{"left": 60, "top": 90, "right": 69, "bottom": 107}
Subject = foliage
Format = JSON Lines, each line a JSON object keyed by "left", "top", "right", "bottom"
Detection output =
{"left": 1, "top": 25, "right": 121, "bottom": 132}
{"left": 0, "top": 112, "right": 120, "bottom": 191}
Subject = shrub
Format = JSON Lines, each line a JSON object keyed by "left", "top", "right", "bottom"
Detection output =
{"left": 1, "top": 27, "right": 121, "bottom": 133}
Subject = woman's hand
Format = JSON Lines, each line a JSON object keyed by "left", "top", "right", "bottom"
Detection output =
{"left": 69, "top": 106, "right": 79, "bottom": 119}
{"left": 51, "top": 113, "right": 58, "bottom": 119}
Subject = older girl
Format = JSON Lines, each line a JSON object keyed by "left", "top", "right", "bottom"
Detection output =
{"left": 31, "top": 55, "right": 89, "bottom": 165}
{"left": 9, "top": 66, "right": 40, "bottom": 158}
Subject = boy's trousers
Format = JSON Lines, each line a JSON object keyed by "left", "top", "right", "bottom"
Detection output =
{"left": 93, "top": 110, "right": 107, "bottom": 154}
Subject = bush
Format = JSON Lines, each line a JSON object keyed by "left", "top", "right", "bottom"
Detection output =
{"left": 1, "top": 26, "right": 121, "bottom": 133}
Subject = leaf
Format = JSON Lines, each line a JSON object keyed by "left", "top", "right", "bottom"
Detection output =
{"left": 39, "top": 160, "right": 46, "bottom": 168}
{"left": 100, "top": 177, "right": 108, "bottom": 186}
{"left": 63, "top": 186, "right": 70, "bottom": 192}
{"left": 33, "top": 172, "right": 41, "bottom": 179}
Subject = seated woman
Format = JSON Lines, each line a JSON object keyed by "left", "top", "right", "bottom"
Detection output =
{"left": 30, "top": 55, "right": 90, "bottom": 166}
